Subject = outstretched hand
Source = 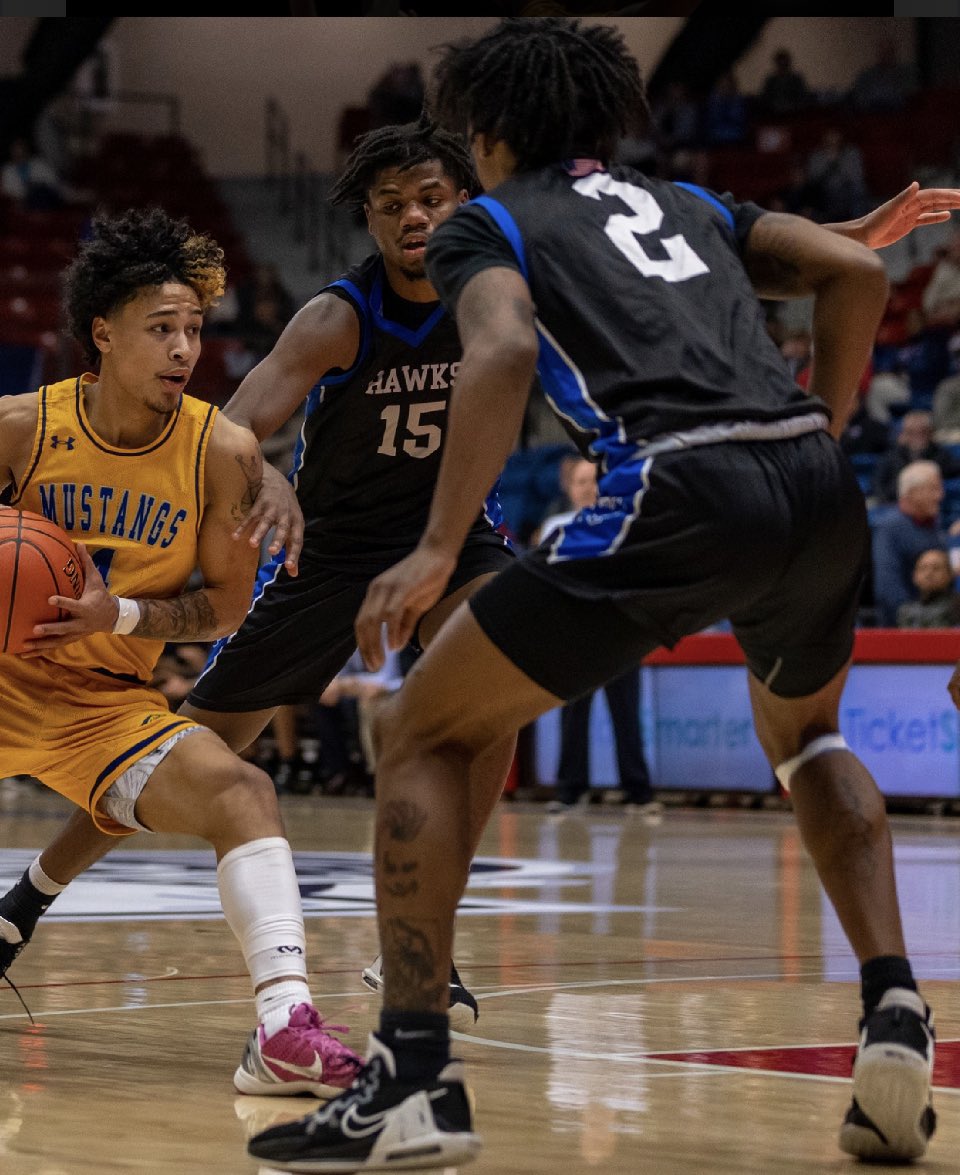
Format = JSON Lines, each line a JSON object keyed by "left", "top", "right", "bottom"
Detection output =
{"left": 354, "top": 547, "right": 456, "bottom": 671}
{"left": 860, "top": 181, "right": 960, "bottom": 250}
{"left": 232, "top": 460, "right": 304, "bottom": 576}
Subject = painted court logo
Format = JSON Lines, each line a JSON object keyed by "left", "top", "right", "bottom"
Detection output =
{"left": 0, "top": 849, "right": 661, "bottom": 924}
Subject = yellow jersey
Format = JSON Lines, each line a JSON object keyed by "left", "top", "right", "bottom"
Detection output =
{"left": 9, "top": 374, "right": 218, "bottom": 683}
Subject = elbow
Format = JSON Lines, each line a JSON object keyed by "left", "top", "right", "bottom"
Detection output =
{"left": 472, "top": 330, "right": 539, "bottom": 386}
{"left": 848, "top": 249, "right": 889, "bottom": 305}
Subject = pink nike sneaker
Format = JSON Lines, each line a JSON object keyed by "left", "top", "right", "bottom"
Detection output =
{"left": 233, "top": 1002, "right": 363, "bottom": 1097}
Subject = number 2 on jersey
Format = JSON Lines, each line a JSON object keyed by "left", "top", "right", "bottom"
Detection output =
{"left": 377, "top": 401, "right": 445, "bottom": 458}
{"left": 574, "top": 173, "right": 708, "bottom": 282}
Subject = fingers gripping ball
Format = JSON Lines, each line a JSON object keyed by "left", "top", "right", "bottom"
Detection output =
{"left": 0, "top": 507, "right": 84, "bottom": 654}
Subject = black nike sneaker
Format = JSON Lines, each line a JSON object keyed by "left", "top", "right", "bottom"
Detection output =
{"left": 247, "top": 1032, "right": 482, "bottom": 1172}
{"left": 0, "top": 871, "right": 58, "bottom": 979}
{"left": 839, "top": 987, "right": 936, "bottom": 1162}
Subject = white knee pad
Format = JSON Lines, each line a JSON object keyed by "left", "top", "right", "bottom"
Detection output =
{"left": 775, "top": 733, "right": 849, "bottom": 792}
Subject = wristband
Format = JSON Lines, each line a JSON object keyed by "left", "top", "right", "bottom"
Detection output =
{"left": 112, "top": 596, "right": 141, "bottom": 636}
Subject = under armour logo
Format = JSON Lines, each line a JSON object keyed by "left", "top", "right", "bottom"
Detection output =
{"left": 276, "top": 945, "right": 304, "bottom": 955}
{"left": 50, "top": 435, "right": 76, "bottom": 450}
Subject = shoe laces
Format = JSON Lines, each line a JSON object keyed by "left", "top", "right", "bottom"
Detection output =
{"left": 2, "top": 974, "right": 34, "bottom": 1026}
{"left": 287, "top": 1004, "right": 363, "bottom": 1081}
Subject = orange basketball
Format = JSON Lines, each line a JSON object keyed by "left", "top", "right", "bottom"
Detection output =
{"left": 0, "top": 507, "right": 85, "bottom": 654}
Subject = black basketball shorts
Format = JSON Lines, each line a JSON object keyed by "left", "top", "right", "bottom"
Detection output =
{"left": 188, "top": 533, "right": 514, "bottom": 712}
{"left": 468, "top": 430, "right": 868, "bottom": 702}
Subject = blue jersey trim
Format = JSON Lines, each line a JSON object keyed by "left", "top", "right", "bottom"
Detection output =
{"left": 471, "top": 196, "right": 613, "bottom": 444}
{"left": 673, "top": 182, "right": 735, "bottom": 231}
{"left": 472, "top": 196, "right": 529, "bottom": 281}
{"left": 288, "top": 278, "right": 374, "bottom": 488}
{"left": 546, "top": 454, "right": 653, "bottom": 562}
{"left": 370, "top": 272, "right": 446, "bottom": 347}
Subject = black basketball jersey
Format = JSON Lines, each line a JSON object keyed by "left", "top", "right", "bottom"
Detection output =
{"left": 425, "top": 162, "right": 824, "bottom": 468}
{"left": 291, "top": 252, "right": 504, "bottom": 569}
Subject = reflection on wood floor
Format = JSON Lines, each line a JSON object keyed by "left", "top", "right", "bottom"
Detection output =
{"left": 0, "top": 779, "right": 958, "bottom": 1174}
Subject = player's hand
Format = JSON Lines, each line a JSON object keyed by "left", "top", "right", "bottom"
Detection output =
{"left": 860, "top": 181, "right": 960, "bottom": 250}
{"left": 355, "top": 546, "right": 456, "bottom": 671}
{"left": 19, "top": 544, "right": 116, "bottom": 655}
{"left": 948, "top": 662, "right": 960, "bottom": 711}
{"left": 232, "top": 461, "right": 304, "bottom": 577}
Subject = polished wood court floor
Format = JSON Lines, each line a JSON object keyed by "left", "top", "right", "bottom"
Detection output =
{"left": 1, "top": 780, "right": 958, "bottom": 1174}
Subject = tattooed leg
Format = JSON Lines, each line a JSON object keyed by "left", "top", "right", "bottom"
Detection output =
{"left": 371, "top": 603, "right": 560, "bottom": 1015}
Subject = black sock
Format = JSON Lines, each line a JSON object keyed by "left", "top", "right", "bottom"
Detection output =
{"left": 0, "top": 869, "right": 59, "bottom": 941}
{"left": 860, "top": 955, "right": 917, "bottom": 1018}
{"left": 378, "top": 1010, "right": 450, "bottom": 1081}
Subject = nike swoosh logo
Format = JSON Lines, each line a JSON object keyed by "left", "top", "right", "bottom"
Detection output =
{"left": 0, "top": 917, "right": 23, "bottom": 945}
{"left": 340, "top": 1103, "right": 388, "bottom": 1138}
{"left": 265, "top": 1054, "right": 327, "bottom": 1080}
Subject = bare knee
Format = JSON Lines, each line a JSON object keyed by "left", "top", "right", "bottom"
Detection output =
{"left": 187, "top": 760, "right": 281, "bottom": 842}
{"left": 374, "top": 689, "right": 496, "bottom": 773}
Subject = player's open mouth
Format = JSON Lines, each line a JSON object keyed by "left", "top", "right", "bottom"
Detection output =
{"left": 159, "top": 372, "right": 188, "bottom": 388}
{"left": 401, "top": 237, "right": 427, "bottom": 255}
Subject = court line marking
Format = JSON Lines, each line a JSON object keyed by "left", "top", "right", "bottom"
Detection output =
{"left": 4, "top": 970, "right": 958, "bottom": 1099}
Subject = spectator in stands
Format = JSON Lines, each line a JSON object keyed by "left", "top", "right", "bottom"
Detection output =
{"left": 651, "top": 80, "right": 701, "bottom": 158}
{"left": 702, "top": 70, "right": 748, "bottom": 147}
{"left": 367, "top": 62, "right": 426, "bottom": 130}
{"left": 758, "top": 48, "right": 812, "bottom": 117}
{"left": 932, "top": 334, "right": 960, "bottom": 442}
{"left": 873, "top": 409, "right": 960, "bottom": 502}
{"left": 849, "top": 37, "right": 919, "bottom": 114}
{"left": 151, "top": 643, "right": 210, "bottom": 709}
{"left": 767, "top": 155, "right": 822, "bottom": 221}
{"left": 871, "top": 460, "right": 951, "bottom": 626}
{"left": 895, "top": 307, "right": 956, "bottom": 403}
{"left": 236, "top": 263, "right": 297, "bottom": 340}
{"left": 840, "top": 401, "right": 890, "bottom": 463}
{"left": 0, "top": 136, "right": 68, "bottom": 210}
{"left": 538, "top": 460, "right": 660, "bottom": 818}
{"left": 897, "top": 547, "right": 960, "bottom": 628}
{"left": 780, "top": 328, "right": 812, "bottom": 384}
{"left": 803, "top": 126, "right": 870, "bottom": 224}
{"left": 534, "top": 451, "right": 589, "bottom": 538}
{"left": 921, "top": 229, "right": 960, "bottom": 328}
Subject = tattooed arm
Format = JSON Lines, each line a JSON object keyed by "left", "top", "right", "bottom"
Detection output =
{"left": 25, "top": 417, "right": 264, "bottom": 653}
{"left": 133, "top": 415, "right": 263, "bottom": 641}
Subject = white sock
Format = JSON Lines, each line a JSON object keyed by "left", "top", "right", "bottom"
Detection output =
{"left": 259, "top": 981, "right": 312, "bottom": 1038}
{"left": 216, "top": 837, "right": 313, "bottom": 1026}
{"left": 30, "top": 856, "right": 67, "bottom": 896}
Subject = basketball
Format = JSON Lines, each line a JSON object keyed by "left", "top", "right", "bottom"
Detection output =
{"left": 0, "top": 507, "right": 85, "bottom": 654}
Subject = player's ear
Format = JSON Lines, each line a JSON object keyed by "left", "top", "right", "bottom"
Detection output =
{"left": 91, "top": 316, "right": 111, "bottom": 354}
{"left": 457, "top": 189, "right": 469, "bottom": 206}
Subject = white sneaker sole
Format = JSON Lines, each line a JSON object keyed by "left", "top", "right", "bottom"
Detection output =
{"left": 233, "top": 1064, "right": 345, "bottom": 1099}
{"left": 839, "top": 1042, "right": 933, "bottom": 1161}
{"left": 267, "top": 1130, "right": 482, "bottom": 1172}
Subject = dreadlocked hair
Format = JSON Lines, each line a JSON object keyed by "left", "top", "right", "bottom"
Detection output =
{"left": 431, "top": 17, "right": 649, "bottom": 171}
{"left": 63, "top": 205, "right": 226, "bottom": 367}
{"left": 329, "top": 112, "right": 479, "bottom": 211}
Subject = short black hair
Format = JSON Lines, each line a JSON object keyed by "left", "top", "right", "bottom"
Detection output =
{"left": 431, "top": 17, "right": 649, "bottom": 171}
{"left": 330, "top": 114, "right": 478, "bottom": 211}
{"left": 63, "top": 206, "right": 226, "bottom": 367}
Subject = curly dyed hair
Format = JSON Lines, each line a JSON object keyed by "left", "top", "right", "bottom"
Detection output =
{"left": 430, "top": 17, "right": 649, "bottom": 171}
{"left": 330, "top": 113, "right": 478, "bottom": 211}
{"left": 63, "top": 206, "right": 226, "bottom": 367}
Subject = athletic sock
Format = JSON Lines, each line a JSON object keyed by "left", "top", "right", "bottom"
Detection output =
{"left": 0, "top": 859, "right": 65, "bottom": 943}
{"left": 860, "top": 955, "right": 918, "bottom": 1018}
{"left": 378, "top": 1010, "right": 450, "bottom": 1080}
